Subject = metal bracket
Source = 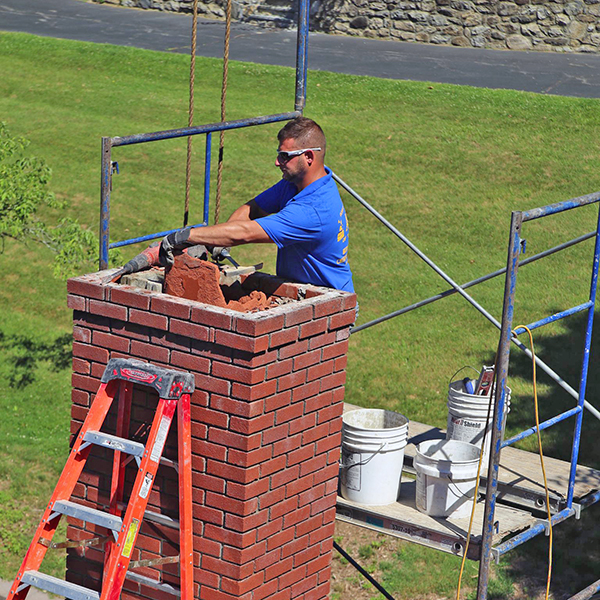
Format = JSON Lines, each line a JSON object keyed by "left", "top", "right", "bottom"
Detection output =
{"left": 573, "top": 502, "right": 582, "bottom": 520}
{"left": 534, "top": 518, "right": 552, "bottom": 536}
{"left": 491, "top": 548, "right": 501, "bottom": 564}
{"left": 39, "top": 535, "right": 108, "bottom": 550}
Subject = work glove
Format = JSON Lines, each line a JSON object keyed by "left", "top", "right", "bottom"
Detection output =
{"left": 210, "top": 246, "right": 233, "bottom": 263}
{"left": 159, "top": 227, "right": 193, "bottom": 267}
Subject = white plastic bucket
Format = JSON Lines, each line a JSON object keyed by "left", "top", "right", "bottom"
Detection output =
{"left": 446, "top": 381, "right": 511, "bottom": 460}
{"left": 340, "top": 409, "right": 409, "bottom": 506}
{"left": 414, "top": 439, "right": 480, "bottom": 518}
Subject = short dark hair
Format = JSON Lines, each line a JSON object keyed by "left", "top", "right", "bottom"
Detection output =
{"left": 278, "top": 117, "right": 326, "bottom": 157}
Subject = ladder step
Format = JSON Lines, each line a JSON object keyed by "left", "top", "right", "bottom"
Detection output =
{"left": 125, "top": 572, "right": 180, "bottom": 598}
{"left": 83, "top": 431, "right": 145, "bottom": 457}
{"left": 21, "top": 571, "right": 100, "bottom": 600}
{"left": 53, "top": 500, "right": 123, "bottom": 532}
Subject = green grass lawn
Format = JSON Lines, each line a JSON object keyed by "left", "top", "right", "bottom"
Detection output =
{"left": 1, "top": 30, "right": 600, "bottom": 597}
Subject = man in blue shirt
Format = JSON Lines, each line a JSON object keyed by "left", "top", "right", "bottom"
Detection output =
{"left": 160, "top": 117, "right": 354, "bottom": 293}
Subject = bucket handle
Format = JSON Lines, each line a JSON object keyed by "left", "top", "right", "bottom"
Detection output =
{"left": 449, "top": 365, "right": 480, "bottom": 387}
{"left": 341, "top": 441, "right": 388, "bottom": 468}
{"left": 440, "top": 473, "right": 479, "bottom": 500}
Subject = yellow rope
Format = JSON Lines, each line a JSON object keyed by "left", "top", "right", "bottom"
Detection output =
{"left": 214, "top": 0, "right": 232, "bottom": 225}
{"left": 184, "top": 0, "right": 199, "bottom": 227}
{"left": 516, "top": 325, "right": 553, "bottom": 600}
{"left": 455, "top": 365, "right": 495, "bottom": 600}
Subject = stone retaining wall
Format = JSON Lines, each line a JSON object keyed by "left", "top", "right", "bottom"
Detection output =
{"left": 96, "top": 0, "right": 600, "bottom": 52}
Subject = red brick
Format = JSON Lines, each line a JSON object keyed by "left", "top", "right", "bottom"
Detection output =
{"left": 285, "top": 474, "right": 314, "bottom": 499}
{"left": 73, "top": 326, "right": 91, "bottom": 343}
{"left": 171, "top": 318, "right": 210, "bottom": 342}
{"left": 296, "top": 514, "right": 323, "bottom": 537}
{"left": 269, "top": 326, "right": 299, "bottom": 349}
{"left": 257, "top": 486, "right": 285, "bottom": 510}
{"left": 170, "top": 351, "right": 210, "bottom": 374}
{"left": 280, "top": 534, "right": 309, "bottom": 560}
{"left": 128, "top": 308, "right": 167, "bottom": 330}
{"left": 316, "top": 403, "right": 343, "bottom": 425}
{"left": 313, "top": 296, "right": 343, "bottom": 318}
{"left": 71, "top": 389, "right": 89, "bottom": 407}
{"left": 272, "top": 433, "right": 302, "bottom": 457}
{"left": 206, "top": 460, "right": 260, "bottom": 485}
{"left": 322, "top": 340, "right": 349, "bottom": 361}
{"left": 229, "top": 413, "right": 274, "bottom": 435}
{"left": 292, "top": 381, "right": 320, "bottom": 403}
{"left": 252, "top": 579, "right": 279, "bottom": 600}
{"left": 202, "top": 555, "right": 252, "bottom": 580}
{"left": 73, "top": 342, "right": 109, "bottom": 363}
{"left": 254, "top": 547, "right": 282, "bottom": 572}
{"left": 67, "top": 294, "right": 86, "bottom": 311}
{"left": 279, "top": 565, "right": 307, "bottom": 589}
{"left": 277, "top": 371, "right": 306, "bottom": 392}
{"left": 298, "top": 484, "right": 325, "bottom": 508}
{"left": 204, "top": 524, "right": 257, "bottom": 549}
{"left": 284, "top": 305, "right": 313, "bottom": 327}
{"left": 342, "top": 293, "right": 357, "bottom": 310}
{"left": 110, "top": 286, "right": 152, "bottom": 310}
{"left": 329, "top": 309, "right": 356, "bottom": 330}
{"left": 231, "top": 380, "right": 277, "bottom": 402}
{"left": 275, "top": 403, "right": 304, "bottom": 424}
{"left": 215, "top": 330, "right": 269, "bottom": 354}
{"left": 279, "top": 339, "right": 309, "bottom": 360}
{"left": 265, "top": 556, "right": 293, "bottom": 583}
{"left": 308, "top": 332, "right": 337, "bottom": 351}
{"left": 130, "top": 340, "right": 169, "bottom": 363}
{"left": 67, "top": 278, "right": 105, "bottom": 300}
{"left": 302, "top": 422, "right": 329, "bottom": 445}
{"left": 192, "top": 472, "right": 226, "bottom": 494}
{"left": 73, "top": 312, "right": 110, "bottom": 332}
{"left": 292, "top": 349, "right": 322, "bottom": 371}
{"left": 320, "top": 372, "right": 346, "bottom": 392}
{"left": 191, "top": 439, "right": 227, "bottom": 461}
{"left": 232, "top": 348, "right": 279, "bottom": 368}
{"left": 262, "top": 424, "right": 289, "bottom": 446}
{"left": 228, "top": 445, "right": 273, "bottom": 468}
{"left": 212, "top": 362, "right": 266, "bottom": 385}
{"left": 227, "top": 478, "right": 270, "bottom": 502}
{"left": 334, "top": 355, "right": 347, "bottom": 372}
{"left": 151, "top": 295, "right": 192, "bottom": 319}
{"left": 266, "top": 358, "right": 293, "bottom": 380}
{"left": 225, "top": 508, "right": 270, "bottom": 533}
{"left": 289, "top": 413, "right": 317, "bottom": 436}
{"left": 91, "top": 331, "right": 130, "bottom": 353}
{"left": 208, "top": 428, "right": 261, "bottom": 452}
{"left": 316, "top": 431, "right": 342, "bottom": 455}
{"left": 88, "top": 299, "right": 127, "bottom": 321}
{"left": 194, "top": 372, "right": 231, "bottom": 396}
{"left": 307, "top": 360, "right": 334, "bottom": 382}
{"left": 270, "top": 465, "right": 300, "bottom": 490}
{"left": 221, "top": 572, "right": 264, "bottom": 596}
{"left": 294, "top": 545, "right": 321, "bottom": 569}
{"left": 191, "top": 405, "right": 229, "bottom": 429}
{"left": 211, "top": 395, "right": 264, "bottom": 419}
{"left": 191, "top": 305, "right": 234, "bottom": 330}
{"left": 264, "top": 390, "right": 292, "bottom": 413}
{"left": 310, "top": 492, "right": 337, "bottom": 517}
{"left": 260, "top": 455, "right": 286, "bottom": 477}
{"left": 222, "top": 540, "right": 267, "bottom": 565}
{"left": 300, "top": 455, "right": 328, "bottom": 478}
{"left": 299, "top": 318, "right": 328, "bottom": 340}
{"left": 235, "top": 314, "right": 285, "bottom": 337}
{"left": 265, "top": 525, "right": 295, "bottom": 552}
{"left": 270, "top": 497, "right": 298, "bottom": 520}
{"left": 72, "top": 373, "right": 102, "bottom": 394}
{"left": 305, "top": 391, "right": 333, "bottom": 415}
{"left": 72, "top": 357, "right": 89, "bottom": 375}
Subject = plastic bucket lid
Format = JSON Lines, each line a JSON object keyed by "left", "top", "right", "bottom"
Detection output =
{"left": 343, "top": 409, "right": 408, "bottom": 432}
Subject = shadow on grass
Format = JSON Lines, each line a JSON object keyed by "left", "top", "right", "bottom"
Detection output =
{"left": 0, "top": 330, "right": 72, "bottom": 388}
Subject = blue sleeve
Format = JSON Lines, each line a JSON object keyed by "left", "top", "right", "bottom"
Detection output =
{"left": 256, "top": 202, "right": 322, "bottom": 248}
{"left": 254, "top": 179, "right": 295, "bottom": 214}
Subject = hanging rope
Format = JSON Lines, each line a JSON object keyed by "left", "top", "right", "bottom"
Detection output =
{"left": 184, "top": 0, "right": 199, "bottom": 227}
{"left": 214, "top": 0, "right": 232, "bottom": 225}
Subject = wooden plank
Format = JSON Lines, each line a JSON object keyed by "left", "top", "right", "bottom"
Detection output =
{"left": 336, "top": 478, "right": 534, "bottom": 561}
{"left": 343, "top": 404, "right": 600, "bottom": 513}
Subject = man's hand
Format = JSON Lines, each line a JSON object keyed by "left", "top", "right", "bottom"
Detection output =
{"left": 159, "top": 227, "right": 193, "bottom": 267}
{"left": 210, "top": 246, "right": 232, "bottom": 263}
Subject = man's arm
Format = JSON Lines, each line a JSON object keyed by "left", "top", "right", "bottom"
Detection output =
{"left": 187, "top": 218, "right": 271, "bottom": 247}
{"left": 227, "top": 199, "right": 269, "bottom": 222}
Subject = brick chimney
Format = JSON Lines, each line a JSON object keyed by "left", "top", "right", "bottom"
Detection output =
{"left": 66, "top": 269, "right": 356, "bottom": 600}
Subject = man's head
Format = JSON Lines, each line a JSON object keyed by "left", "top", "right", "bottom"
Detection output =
{"left": 276, "top": 117, "right": 327, "bottom": 187}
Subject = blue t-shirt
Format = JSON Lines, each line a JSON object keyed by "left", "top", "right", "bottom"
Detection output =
{"left": 254, "top": 167, "right": 354, "bottom": 292}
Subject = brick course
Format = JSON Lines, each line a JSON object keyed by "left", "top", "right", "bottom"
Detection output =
{"left": 66, "top": 270, "right": 355, "bottom": 599}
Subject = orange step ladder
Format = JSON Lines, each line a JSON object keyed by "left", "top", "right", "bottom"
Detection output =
{"left": 8, "top": 358, "right": 195, "bottom": 600}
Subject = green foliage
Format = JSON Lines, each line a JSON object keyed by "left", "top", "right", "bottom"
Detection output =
{"left": 0, "top": 121, "right": 99, "bottom": 278}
